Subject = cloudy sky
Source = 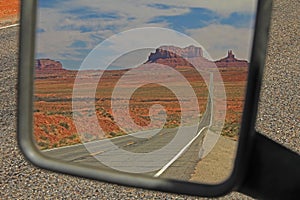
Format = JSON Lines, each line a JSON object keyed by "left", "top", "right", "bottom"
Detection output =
{"left": 36, "top": 0, "right": 258, "bottom": 69}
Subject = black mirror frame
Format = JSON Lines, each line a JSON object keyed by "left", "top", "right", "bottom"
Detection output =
{"left": 17, "top": 0, "right": 272, "bottom": 197}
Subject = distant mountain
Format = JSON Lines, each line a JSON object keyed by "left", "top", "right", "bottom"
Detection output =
{"left": 35, "top": 59, "right": 64, "bottom": 71}
{"left": 147, "top": 45, "right": 203, "bottom": 61}
{"left": 146, "top": 46, "right": 248, "bottom": 69}
{"left": 215, "top": 50, "right": 248, "bottom": 67}
{"left": 35, "top": 47, "right": 248, "bottom": 72}
{"left": 145, "top": 45, "right": 210, "bottom": 68}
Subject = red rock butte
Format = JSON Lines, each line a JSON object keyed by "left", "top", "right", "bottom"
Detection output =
{"left": 145, "top": 45, "right": 207, "bottom": 68}
{"left": 35, "top": 47, "right": 248, "bottom": 71}
{"left": 147, "top": 45, "right": 203, "bottom": 61}
{"left": 215, "top": 50, "right": 248, "bottom": 68}
{"left": 35, "top": 59, "right": 64, "bottom": 71}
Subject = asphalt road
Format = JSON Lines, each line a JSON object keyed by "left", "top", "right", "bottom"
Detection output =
{"left": 42, "top": 75, "right": 213, "bottom": 180}
{"left": 43, "top": 125, "right": 204, "bottom": 178}
{"left": 1, "top": 0, "right": 299, "bottom": 199}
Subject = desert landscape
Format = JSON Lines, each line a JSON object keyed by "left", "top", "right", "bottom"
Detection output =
{"left": 33, "top": 46, "right": 248, "bottom": 150}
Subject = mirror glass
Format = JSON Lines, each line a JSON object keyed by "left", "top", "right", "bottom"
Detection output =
{"left": 33, "top": 0, "right": 258, "bottom": 184}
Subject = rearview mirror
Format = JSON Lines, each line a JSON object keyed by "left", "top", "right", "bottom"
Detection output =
{"left": 18, "top": 0, "right": 273, "bottom": 197}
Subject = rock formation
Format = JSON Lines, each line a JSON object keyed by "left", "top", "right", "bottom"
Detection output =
{"left": 35, "top": 48, "right": 248, "bottom": 72}
{"left": 215, "top": 50, "right": 248, "bottom": 67}
{"left": 145, "top": 46, "right": 248, "bottom": 69}
{"left": 147, "top": 45, "right": 203, "bottom": 61}
{"left": 35, "top": 59, "right": 64, "bottom": 71}
{"left": 145, "top": 45, "right": 205, "bottom": 68}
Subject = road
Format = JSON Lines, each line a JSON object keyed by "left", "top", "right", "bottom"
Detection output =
{"left": 43, "top": 125, "right": 205, "bottom": 179}
{"left": 43, "top": 80, "right": 213, "bottom": 180}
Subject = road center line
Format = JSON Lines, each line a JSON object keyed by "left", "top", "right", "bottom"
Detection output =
{"left": 154, "top": 126, "right": 209, "bottom": 177}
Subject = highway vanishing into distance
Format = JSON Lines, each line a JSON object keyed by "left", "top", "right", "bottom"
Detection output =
{"left": 43, "top": 81, "right": 214, "bottom": 181}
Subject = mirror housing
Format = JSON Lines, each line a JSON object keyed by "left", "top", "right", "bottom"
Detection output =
{"left": 17, "top": 0, "right": 274, "bottom": 197}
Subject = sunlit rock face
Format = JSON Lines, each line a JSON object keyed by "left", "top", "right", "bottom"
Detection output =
{"left": 35, "top": 59, "right": 64, "bottom": 71}
{"left": 146, "top": 45, "right": 205, "bottom": 68}
{"left": 215, "top": 50, "right": 248, "bottom": 68}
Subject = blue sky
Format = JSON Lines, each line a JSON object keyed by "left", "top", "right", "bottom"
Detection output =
{"left": 36, "top": 0, "right": 258, "bottom": 70}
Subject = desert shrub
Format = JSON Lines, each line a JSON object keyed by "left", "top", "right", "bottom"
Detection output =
{"left": 40, "top": 124, "right": 49, "bottom": 134}
{"left": 221, "top": 122, "right": 240, "bottom": 137}
{"left": 68, "top": 134, "right": 77, "bottom": 140}
{"left": 50, "top": 124, "right": 56, "bottom": 133}
{"left": 109, "top": 131, "right": 123, "bottom": 137}
{"left": 103, "top": 112, "right": 114, "bottom": 120}
{"left": 40, "top": 135, "right": 48, "bottom": 141}
{"left": 109, "top": 132, "right": 117, "bottom": 137}
{"left": 59, "top": 122, "right": 70, "bottom": 130}
{"left": 46, "top": 111, "right": 73, "bottom": 117}
{"left": 59, "top": 138, "right": 67, "bottom": 145}
{"left": 38, "top": 141, "right": 49, "bottom": 150}
{"left": 164, "top": 123, "right": 178, "bottom": 128}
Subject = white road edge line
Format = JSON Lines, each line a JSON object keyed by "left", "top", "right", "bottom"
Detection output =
{"left": 154, "top": 73, "right": 214, "bottom": 177}
{"left": 0, "top": 23, "right": 20, "bottom": 30}
{"left": 42, "top": 140, "right": 86, "bottom": 152}
{"left": 154, "top": 126, "right": 209, "bottom": 177}
{"left": 42, "top": 128, "right": 162, "bottom": 152}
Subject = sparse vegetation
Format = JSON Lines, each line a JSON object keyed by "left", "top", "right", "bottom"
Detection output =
{"left": 221, "top": 122, "right": 240, "bottom": 137}
{"left": 37, "top": 141, "right": 49, "bottom": 150}
{"left": 109, "top": 131, "right": 123, "bottom": 137}
{"left": 40, "top": 124, "right": 49, "bottom": 134}
{"left": 50, "top": 124, "right": 56, "bottom": 133}
{"left": 34, "top": 56, "right": 247, "bottom": 149}
{"left": 67, "top": 134, "right": 77, "bottom": 140}
{"left": 59, "top": 139, "right": 66, "bottom": 145}
{"left": 59, "top": 122, "right": 70, "bottom": 130}
{"left": 46, "top": 111, "right": 73, "bottom": 117}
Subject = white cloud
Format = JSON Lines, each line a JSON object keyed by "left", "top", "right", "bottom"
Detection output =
{"left": 35, "top": 1, "right": 185, "bottom": 66}
{"left": 186, "top": 24, "right": 254, "bottom": 60}
{"left": 71, "top": 0, "right": 257, "bottom": 17}
{"left": 35, "top": 0, "right": 257, "bottom": 68}
{"left": 80, "top": 27, "right": 203, "bottom": 70}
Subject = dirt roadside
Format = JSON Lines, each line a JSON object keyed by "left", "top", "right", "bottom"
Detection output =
{"left": 0, "top": 0, "right": 20, "bottom": 26}
{"left": 190, "top": 135, "right": 238, "bottom": 184}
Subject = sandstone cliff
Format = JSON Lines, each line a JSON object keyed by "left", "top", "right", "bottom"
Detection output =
{"left": 145, "top": 45, "right": 206, "bottom": 68}
{"left": 147, "top": 45, "right": 203, "bottom": 61}
{"left": 146, "top": 46, "right": 248, "bottom": 69}
{"left": 35, "top": 59, "right": 64, "bottom": 71}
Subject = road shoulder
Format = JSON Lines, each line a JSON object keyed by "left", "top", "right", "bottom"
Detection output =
{"left": 190, "top": 135, "right": 237, "bottom": 184}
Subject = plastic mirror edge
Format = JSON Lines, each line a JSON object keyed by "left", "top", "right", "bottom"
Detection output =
{"left": 231, "top": 0, "right": 273, "bottom": 192}
{"left": 17, "top": 0, "right": 272, "bottom": 197}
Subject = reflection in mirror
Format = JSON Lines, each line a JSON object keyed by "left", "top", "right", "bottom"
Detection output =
{"left": 34, "top": 0, "right": 258, "bottom": 184}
